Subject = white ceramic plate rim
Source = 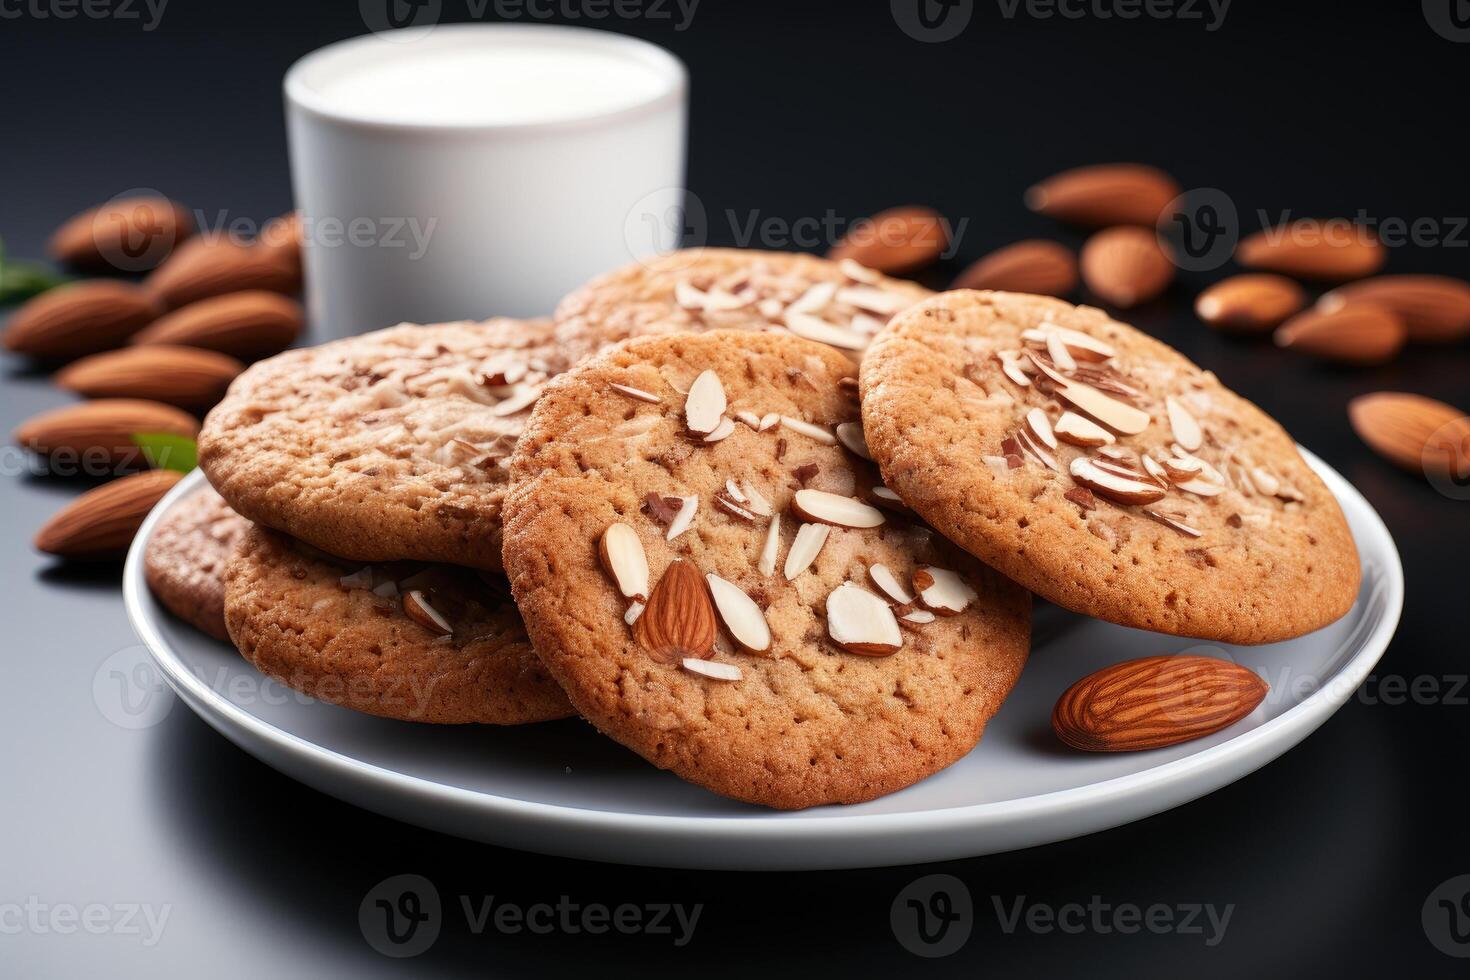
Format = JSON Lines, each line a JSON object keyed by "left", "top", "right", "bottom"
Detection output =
{"left": 124, "top": 451, "right": 1401, "bottom": 851}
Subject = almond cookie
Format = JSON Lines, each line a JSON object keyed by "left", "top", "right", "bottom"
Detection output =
{"left": 552, "top": 248, "right": 932, "bottom": 365}
{"left": 860, "top": 290, "right": 1360, "bottom": 644}
{"left": 224, "top": 524, "right": 573, "bottom": 724}
{"left": 200, "top": 319, "right": 562, "bottom": 571}
{"left": 144, "top": 485, "right": 246, "bottom": 641}
{"left": 502, "top": 331, "right": 1030, "bottom": 809}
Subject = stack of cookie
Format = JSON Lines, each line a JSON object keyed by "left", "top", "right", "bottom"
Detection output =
{"left": 147, "top": 247, "right": 1360, "bottom": 810}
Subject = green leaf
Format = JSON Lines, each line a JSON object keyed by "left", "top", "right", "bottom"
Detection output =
{"left": 131, "top": 432, "right": 198, "bottom": 473}
{"left": 0, "top": 236, "right": 69, "bottom": 305}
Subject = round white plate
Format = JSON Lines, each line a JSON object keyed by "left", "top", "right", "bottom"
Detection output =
{"left": 124, "top": 454, "right": 1401, "bottom": 870}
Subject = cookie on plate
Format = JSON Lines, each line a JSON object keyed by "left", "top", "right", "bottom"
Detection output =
{"left": 224, "top": 524, "right": 573, "bottom": 724}
{"left": 503, "top": 330, "right": 1030, "bottom": 809}
{"left": 552, "top": 248, "right": 932, "bottom": 365}
{"left": 860, "top": 290, "right": 1360, "bottom": 644}
{"left": 144, "top": 485, "right": 246, "bottom": 641}
{"left": 200, "top": 319, "right": 562, "bottom": 571}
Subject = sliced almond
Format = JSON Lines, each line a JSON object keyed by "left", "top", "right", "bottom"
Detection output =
{"left": 1250, "top": 467, "right": 1281, "bottom": 496}
{"left": 735, "top": 409, "right": 762, "bottom": 429}
{"left": 783, "top": 522, "right": 830, "bottom": 580}
{"left": 900, "top": 609, "right": 937, "bottom": 626}
{"left": 1016, "top": 428, "right": 1059, "bottom": 471}
{"left": 681, "top": 657, "right": 741, "bottom": 681}
{"left": 684, "top": 369, "right": 726, "bottom": 435}
{"left": 674, "top": 280, "right": 708, "bottom": 309}
{"left": 1166, "top": 397, "right": 1203, "bottom": 451}
{"left": 705, "top": 574, "right": 772, "bottom": 653}
{"left": 599, "top": 523, "right": 650, "bottom": 603}
{"left": 624, "top": 602, "right": 645, "bottom": 625}
{"left": 1141, "top": 454, "right": 1171, "bottom": 485}
{"left": 835, "top": 421, "right": 872, "bottom": 460}
{"left": 868, "top": 564, "right": 915, "bottom": 605}
{"left": 403, "top": 590, "right": 452, "bottom": 636}
{"left": 1054, "top": 377, "right": 1151, "bottom": 435}
{"left": 702, "top": 416, "right": 736, "bottom": 443}
{"left": 839, "top": 257, "right": 881, "bottom": 283}
{"left": 791, "top": 489, "right": 886, "bottom": 528}
{"left": 869, "top": 485, "right": 912, "bottom": 513}
{"left": 372, "top": 579, "right": 399, "bottom": 598}
{"left": 758, "top": 513, "right": 782, "bottom": 575}
{"left": 1143, "top": 508, "right": 1203, "bottom": 538}
{"left": 825, "top": 583, "right": 902, "bottom": 656}
{"left": 997, "top": 350, "right": 1032, "bottom": 387}
{"left": 788, "top": 280, "right": 838, "bottom": 314}
{"left": 609, "top": 382, "right": 660, "bottom": 404}
{"left": 723, "top": 479, "right": 747, "bottom": 503}
{"left": 666, "top": 495, "right": 698, "bottom": 541}
{"left": 1069, "top": 457, "right": 1167, "bottom": 504}
{"left": 912, "top": 566, "right": 978, "bottom": 615}
{"left": 758, "top": 412, "right": 781, "bottom": 431}
{"left": 1174, "top": 478, "right": 1224, "bottom": 497}
{"left": 783, "top": 310, "right": 868, "bottom": 350}
{"left": 780, "top": 415, "right": 838, "bottom": 445}
{"left": 741, "top": 482, "right": 773, "bottom": 517}
{"left": 1025, "top": 408, "right": 1058, "bottom": 450}
{"left": 338, "top": 567, "right": 373, "bottom": 590}
{"left": 634, "top": 559, "right": 717, "bottom": 663}
{"left": 714, "top": 493, "right": 757, "bottom": 522}
{"left": 1161, "top": 456, "right": 1203, "bottom": 480}
{"left": 1045, "top": 331, "right": 1077, "bottom": 372}
{"left": 1026, "top": 323, "right": 1116, "bottom": 361}
{"left": 835, "top": 285, "right": 909, "bottom": 315}
{"left": 1054, "top": 411, "right": 1115, "bottom": 447}
{"left": 490, "top": 384, "right": 543, "bottom": 417}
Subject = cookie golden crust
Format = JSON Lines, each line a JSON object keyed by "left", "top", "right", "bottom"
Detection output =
{"left": 860, "top": 290, "right": 1361, "bottom": 644}
{"left": 199, "top": 319, "right": 562, "bottom": 571}
{"left": 552, "top": 248, "right": 933, "bottom": 366}
{"left": 503, "top": 331, "right": 1030, "bottom": 809}
{"left": 224, "top": 525, "right": 573, "bottom": 725}
{"left": 143, "top": 486, "right": 245, "bottom": 641}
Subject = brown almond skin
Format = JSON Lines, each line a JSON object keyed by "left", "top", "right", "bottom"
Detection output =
{"left": 1274, "top": 304, "right": 1406, "bottom": 366}
{"left": 143, "top": 237, "right": 301, "bottom": 310}
{"left": 256, "top": 211, "right": 304, "bottom": 276}
{"left": 1025, "top": 163, "right": 1180, "bottom": 228}
{"left": 1235, "top": 222, "right": 1386, "bottom": 282}
{"left": 34, "top": 469, "right": 184, "bottom": 559}
{"left": 14, "top": 399, "right": 199, "bottom": 466}
{"left": 48, "top": 196, "right": 194, "bottom": 271}
{"left": 952, "top": 240, "right": 1078, "bottom": 296}
{"left": 1348, "top": 392, "right": 1470, "bottom": 476}
{"left": 1052, "top": 655, "right": 1268, "bottom": 752}
{"left": 1080, "top": 227, "right": 1174, "bottom": 308}
{"left": 55, "top": 345, "right": 245, "bottom": 409}
{"left": 130, "top": 290, "right": 302, "bottom": 360}
{"left": 632, "top": 559, "right": 717, "bottom": 664}
{"left": 827, "top": 206, "right": 949, "bottom": 274}
{"left": 1318, "top": 275, "right": 1470, "bottom": 344}
{"left": 2, "top": 281, "right": 162, "bottom": 359}
{"left": 1194, "top": 274, "right": 1305, "bottom": 333}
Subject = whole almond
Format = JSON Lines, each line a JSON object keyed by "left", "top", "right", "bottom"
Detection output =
{"left": 256, "top": 211, "right": 304, "bottom": 275}
{"left": 14, "top": 399, "right": 199, "bottom": 466}
{"left": 633, "top": 558, "right": 717, "bottom": 663}
{"left": 1274, "top": 304, "right": 1406, "bottom": 366}
{"left": 952, "top": 239, "right": 1078, "bottom": 296}
{"left": 56, "top": 345, "right": 245, "bottom": 409}
{"left": 2, "top": 281, "right": 161, "bottom": 359}
{"left": 1194, "top": 274, "right": 1305, "bottom": 333}
{"left": 1348, "top": 392, "right": 1470, "bottom": 477}
{"left": 827, "top": 206, "right": 949, "bottom": 274}
{"left": 1025, "top": 163, "right": 1180, "bottom": 228}
{"left": 34, "top": 469, "right": 184, "bottom": 559}
{"left": 1052, "top": 655, "right": 1268, "bottom": 752}
{"left": 1318, "top": 275, "right": 1470, "bottom": 344}
{"left": 130, "top": 291, "right": 302, "bottom": 360}
{"left": 1080, "top": 227, "right": 1174, "bottom": 308}
{"left": 143, "top": 237, "right": 301, "bottom": 310}
{"left": 1235, "top": 222, "right": 1386, "bottom": 282}
{"left": 48, "top": 195, "right": 194, "bottom": 271}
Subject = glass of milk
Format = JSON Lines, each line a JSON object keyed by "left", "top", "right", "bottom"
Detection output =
{"left": 284, "top": 24, "right": 687, "bottom": 337}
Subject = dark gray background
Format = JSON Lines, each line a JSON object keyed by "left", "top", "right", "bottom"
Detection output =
{"left": 3, "top": 0, "right": 1468, "bottom": 975}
